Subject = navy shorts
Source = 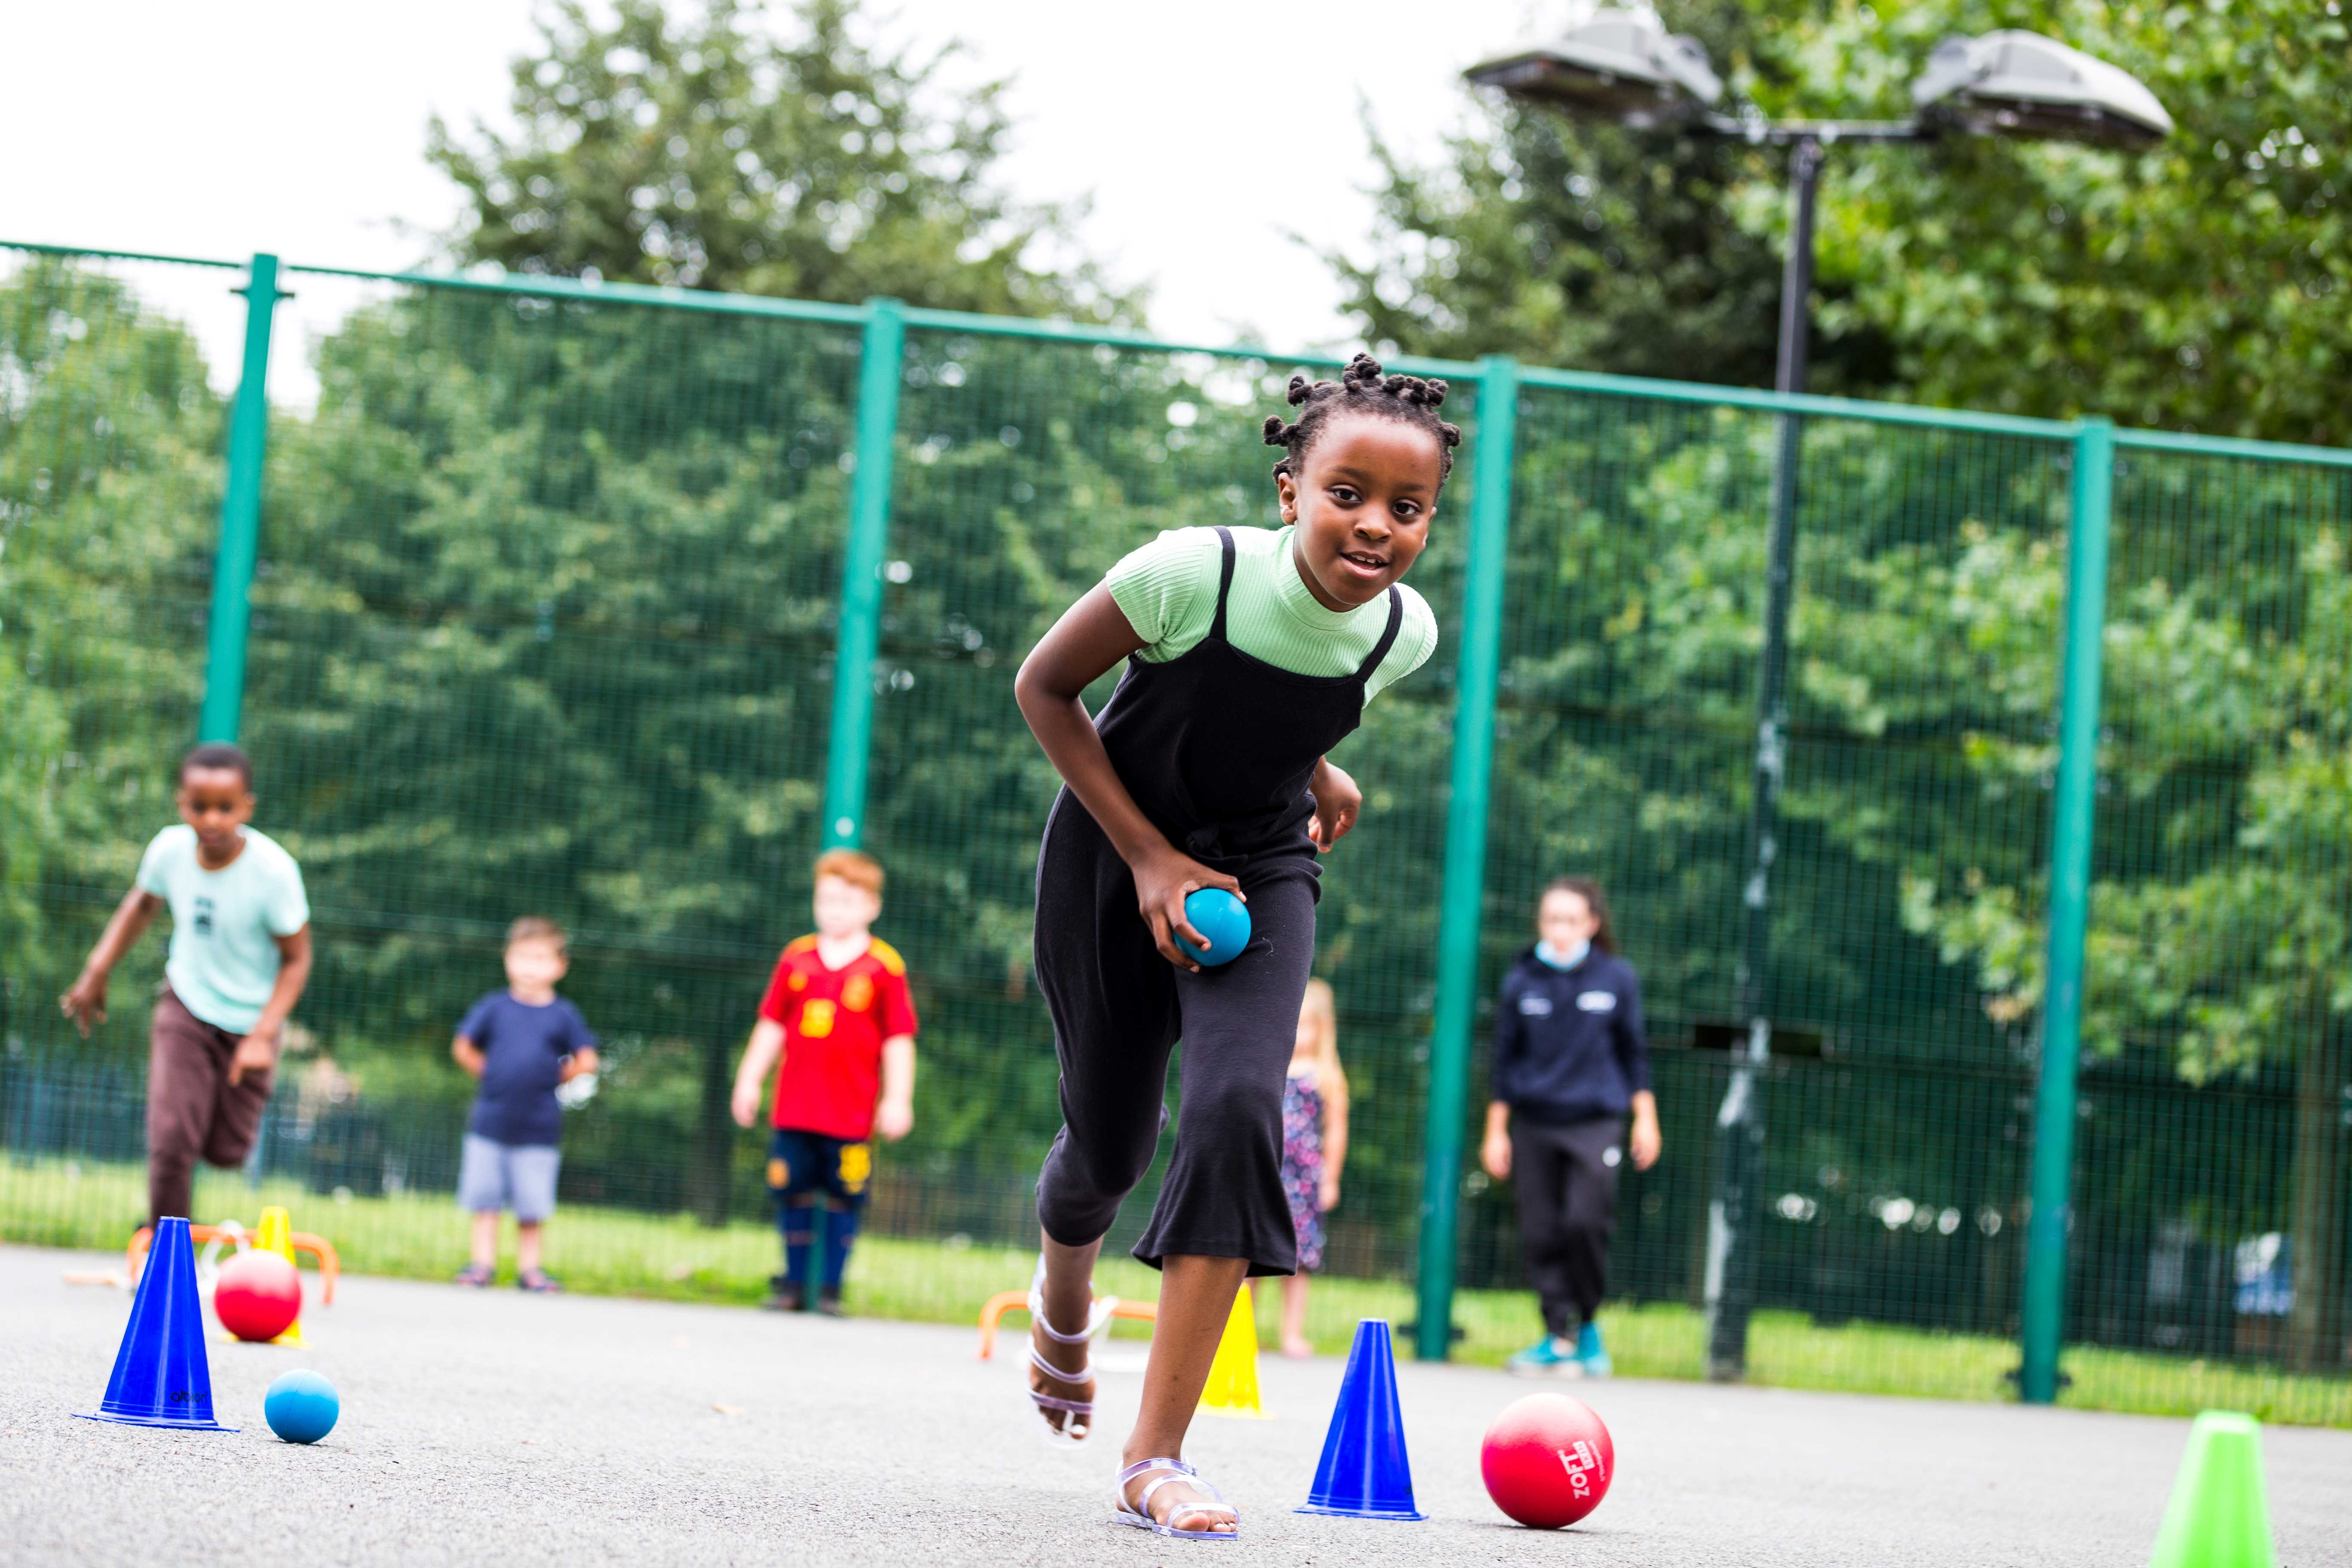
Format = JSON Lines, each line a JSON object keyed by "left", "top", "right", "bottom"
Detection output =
{"left": 767, "top": 1128, "right": 872, "bottom": 1207}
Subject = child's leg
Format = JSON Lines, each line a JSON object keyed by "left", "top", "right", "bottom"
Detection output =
{"left": 143, "top": 991, "right": 221, "bottom": 1224}
{"left": 1555, "top": 1118, "right": 1626, "bottom": 1329}
{"left": 819, "top": 1200, "right": 861, "bottom": 1293}
{"left": 1120, "top": 1254, "right": 1249, "bottom": 1533}
{"left": 768, "top": 1129, "right": 820, "bottom": 1291}
{"left": 470, "top": 1210, "right": 501, "bottom": 1270}
{"left": 1028, "top": 1232, "right": 1105, "bottom": 1438}
{"left": 1511, "top": 1122, "right": 1580, "bottom": 1341}
{"left": 1029, "top": 805, "right": 1187, "bottom": 1435}
{"left": 1120, "top": 864, "right": 1317, "bottom": 1528}
{"left": 510, "top": 1145, "right": 560, "bottom": 1284}
{"left": 1280, "top": 1273, "right": 1312, "bottom": 1357}
{"left": 818, "top": 1139, "right": 870, "bottom": 1298}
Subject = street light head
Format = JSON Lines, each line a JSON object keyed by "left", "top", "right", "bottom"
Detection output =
{"left": 1464, "top": 8, "right": 1722, "bottom": 129}
{"left": 1911, "top": 31, "right": 2171, "bottom": 150}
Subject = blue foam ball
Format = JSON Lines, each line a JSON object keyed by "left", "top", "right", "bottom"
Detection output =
{"left": 263, "top": 1369, "right": 340, "bottom": 1445}
{"left": 1182, "top": 888, "right": 1252, "bottom": 967}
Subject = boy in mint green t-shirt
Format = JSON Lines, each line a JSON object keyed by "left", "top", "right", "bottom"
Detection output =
{"left": 61, "top": 743, "right": 314, "bottom": 1223}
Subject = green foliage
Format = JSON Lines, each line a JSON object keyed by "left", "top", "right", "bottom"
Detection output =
{"left": 428, "top": 0, "right": 1138, "bottom": 321}
{"left": 1346, "top": 0, "right": 2351, "bottom": 442}
{"left": 1335, "top": 0, "right": 1827, "bottom": 389}
{"left": 1352, "top": 0, "right": 2352, "bottom": 1361}
{"left": 0, "top": 263, "right": 220, "bottom": 1001}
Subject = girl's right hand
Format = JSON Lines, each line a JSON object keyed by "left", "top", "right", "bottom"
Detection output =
{"left": 58, "top": 971, "right": 108, "bottom": 1035}
{"left": 1480, "top": 1127, "right": 1513, "bottom": 1181}
{"left": 1131, "top": 846, "right": 1245, "bottom": 973}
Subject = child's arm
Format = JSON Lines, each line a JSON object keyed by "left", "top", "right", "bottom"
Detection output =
{"left": 1318, "top": 1072, "right": 1350, "bottom": 1210}
{"left": 1616, "top": 980, "right": 1660, "bottom": 1169}
{"left": 1014, "top": 585, "right": 1245, "bottom": 972}
{"left": 1481, "top": 980, "right": 1524, "bottom": 1179}
{"left": 730, "top": 1018, "right": 786, "bottom": 1128}
{"left": 559, "top": 1046, "right": 601, "bottom": 1084}
{"left": 1628, "top": 1090, "right": 1660, "bottom": 1170}
{"left": 1307, "top": 759, "right": 1363, "bottom": 853}
{"left": 451, "top": 1035, "right": 487, "bottom": 1077}
{"left": 1481, "top": 1100, "right": 1513, "bottom": 1181}
{"left": 231, "top": 925, "right": 312, "bottom": 1086}
{"left": 873, "top": 1034, "right": 915, "bottom": 1140}
{"left": 58, "top": 888, "right": 164, "bottom": 1035}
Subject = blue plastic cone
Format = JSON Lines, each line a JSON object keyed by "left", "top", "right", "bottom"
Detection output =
{"left": 1296, "top": 1318, "right": 1425, "bottom": 1521}
{"left": 75, "top": 1217, "right": 236, "bottom": 1431}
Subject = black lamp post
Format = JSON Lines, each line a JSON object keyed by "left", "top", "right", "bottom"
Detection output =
{"left": 1465, "top": 11, "right": 2168, "bottom": 1382}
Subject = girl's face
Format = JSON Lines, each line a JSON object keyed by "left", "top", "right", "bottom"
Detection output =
{"left": 1277, "top": 413, "right": 1442, "bottom": 612}
{"left": 1538, "top": 888, "right": 1599, "bottom": 951}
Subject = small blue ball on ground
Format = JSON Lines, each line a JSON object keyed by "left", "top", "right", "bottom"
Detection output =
{"left": 1182, "top": 888, "right": 1251, "bottom": 966}
{"left": 263, "top": 1369, "right": 340, "bottom": 1444}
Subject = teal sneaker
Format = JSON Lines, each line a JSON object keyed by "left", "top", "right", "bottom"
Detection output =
{"left": 1572, "top": 1320, "right": 1613, "bottom": 1378}
{"left": 1506, "top": 1335, "right": 1576, "bottom": 1376}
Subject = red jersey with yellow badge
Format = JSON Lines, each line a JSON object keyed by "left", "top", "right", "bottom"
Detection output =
{"left": 756, "top": 935, "right": 919, "bottom": 1140}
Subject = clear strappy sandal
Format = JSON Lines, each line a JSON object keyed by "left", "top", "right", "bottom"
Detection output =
{"left": 1027, "top": 1258, "right": 1115, "bottom": 1446}
{"left": 1113, "top": 1457, "right": 1240, "bottom": 1540}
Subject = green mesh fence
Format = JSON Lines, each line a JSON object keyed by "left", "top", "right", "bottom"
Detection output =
{"left": 5, "top": 244, "right": 2351, "bottom": 1425}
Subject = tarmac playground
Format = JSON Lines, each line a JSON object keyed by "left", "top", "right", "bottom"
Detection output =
{"left": 3, "top": 1243, "right": 2346, "bottom": 1567}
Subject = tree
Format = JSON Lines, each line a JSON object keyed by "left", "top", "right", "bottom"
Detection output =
{"left": 1338, "top": 0, "right": 2349, "bottom": 443}
{"left": 0, "top": 263, "right": 224, "bottom": 1023}
{"left": 428, "top": 0, "right": 1138, "bottom": 321}
{"left": 1346, "top": 0, "right": 2352, "bottom": 1354}
{"left": 1904, "top": 492, "right": 2352, "bottom": 1368}
{"left": 1329, "top": 0, "right": 1897, "bottom": 392}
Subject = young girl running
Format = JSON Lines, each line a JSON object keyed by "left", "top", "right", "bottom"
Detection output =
{"left": 1013, "top": 355, "right": 1455, "bottom": 1540}
{"left": 1271, "top": 978, "right": 1348, "bottom": 1358}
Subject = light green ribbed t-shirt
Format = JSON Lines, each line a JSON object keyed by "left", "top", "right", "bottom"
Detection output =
{"left": 1102, "top": 526, "right": 1439, "bottom": 701}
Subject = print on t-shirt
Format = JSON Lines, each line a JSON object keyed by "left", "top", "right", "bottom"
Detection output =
{"left": 754, "top": 936, "right": 919, "bottom": 1142}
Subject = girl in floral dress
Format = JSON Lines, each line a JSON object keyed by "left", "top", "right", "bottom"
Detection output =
{"left": 1274, "top": 978, "right": 1349, "bottom": 1357}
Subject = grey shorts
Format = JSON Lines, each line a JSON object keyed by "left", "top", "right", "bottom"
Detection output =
{"left": 457, "top": 1134, "right": 561, "bottom": 1222}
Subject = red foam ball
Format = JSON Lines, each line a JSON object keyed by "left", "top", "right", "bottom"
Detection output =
{"left": 1481, "top": 1392, "right": 1615, "bottom": 1529}
{"left": 214, "top": 1250, "right": 302, "bottom": 1342}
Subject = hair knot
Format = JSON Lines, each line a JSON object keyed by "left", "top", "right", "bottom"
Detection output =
{"left": 1260, "top": 351, "right": 1464, "bottom": 490}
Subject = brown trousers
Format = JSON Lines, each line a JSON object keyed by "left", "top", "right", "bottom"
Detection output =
{"left": 146, "top": 986, "right": 273, "bottom": 1223}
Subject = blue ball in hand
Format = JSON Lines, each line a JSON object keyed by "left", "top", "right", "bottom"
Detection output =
{"left": 1182, "top": 888, "right": 1252, "bottom": 967}
{"left": 263, "top": 1369, "right": 340, "bottom": 1445}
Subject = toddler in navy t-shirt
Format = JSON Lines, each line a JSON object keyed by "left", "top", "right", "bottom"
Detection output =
{"left": 450, "top": 917, "right": 599, "bottom": 1291}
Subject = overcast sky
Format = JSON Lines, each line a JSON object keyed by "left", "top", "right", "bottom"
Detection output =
{"left": 3, "top": 0, "right": 1556, "bottom": 401}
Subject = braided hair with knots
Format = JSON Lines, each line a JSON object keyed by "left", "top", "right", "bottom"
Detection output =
{"left": 1262, "top": 352, "right": 1463, "bottom": 488}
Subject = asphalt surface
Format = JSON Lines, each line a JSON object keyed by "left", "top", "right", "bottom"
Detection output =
{"left": 3, "top": 1244, "right": 2347, "bottom": 1567}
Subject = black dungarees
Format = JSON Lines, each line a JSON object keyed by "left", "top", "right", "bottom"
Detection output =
{"left": 1033, "top": 527, "right": 1403, "bottom": 1276}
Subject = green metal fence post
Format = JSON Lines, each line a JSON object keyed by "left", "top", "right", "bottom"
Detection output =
{"left": 1415, "top": 352, "right": 1519, "bottom": 1362}
{"left": 821, "top": 297, "right": 907, "bottom": 850}
{"left": 197, "top": 253, "right": 283, "bottom": 743}
{"left": 2019, "top": 415, "right": 2114, "bottom": 1404}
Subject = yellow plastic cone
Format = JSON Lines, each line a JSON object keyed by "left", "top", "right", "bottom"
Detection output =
{"left": 254, "top": 1206, "right": 304, "bottom": 1346}
{"left": 1197, "top": 1286, "right": 1268, "bottom": 1418}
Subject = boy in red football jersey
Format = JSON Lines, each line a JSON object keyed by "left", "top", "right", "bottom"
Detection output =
{"left": 730, "top": 848, "right": 918, "bottom": 1315}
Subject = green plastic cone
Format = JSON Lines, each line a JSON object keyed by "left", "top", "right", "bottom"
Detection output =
{"left": 2149, "top": 1411, "right": 2273, "bottom": 1568}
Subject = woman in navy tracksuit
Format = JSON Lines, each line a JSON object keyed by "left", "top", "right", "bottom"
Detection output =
{"left": 1482, "top": 876, "right": 1660, "bottom": 1376}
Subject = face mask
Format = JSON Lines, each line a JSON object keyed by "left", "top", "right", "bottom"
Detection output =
{"left": 1536, "top": 938, "right": 1589, "bottom": 971}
